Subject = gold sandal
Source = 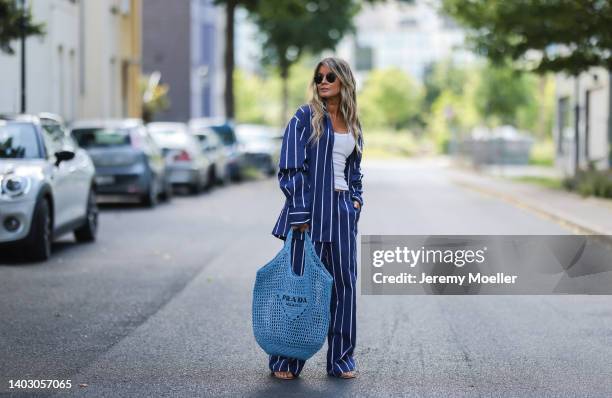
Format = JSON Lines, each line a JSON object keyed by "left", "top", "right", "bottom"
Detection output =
{"left": 272, "top": 371, "right": 296, "bottom": 380}
{"left": 338, "top": 370, "right": 357, "bottom": 379}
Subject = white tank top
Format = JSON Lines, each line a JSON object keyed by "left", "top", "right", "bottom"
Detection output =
{"left": 332, "top": 130, "right": 356, "bottom": 190}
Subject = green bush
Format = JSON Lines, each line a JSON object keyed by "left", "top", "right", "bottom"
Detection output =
{"left": 563, "top": 170, "right": 612, "bottom": 199}
{"left": 528, "top": 139, "right": 554, "bottom": 166}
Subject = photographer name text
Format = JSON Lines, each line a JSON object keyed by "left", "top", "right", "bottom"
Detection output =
{"left": 372, "top": 272, "right": 518, "bottom": 285}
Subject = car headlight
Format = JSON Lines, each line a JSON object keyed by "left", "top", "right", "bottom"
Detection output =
{"left": 1, "top": 175, "right": 31, "bottom": 197}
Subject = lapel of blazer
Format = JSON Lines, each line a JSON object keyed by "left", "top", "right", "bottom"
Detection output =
{"left": 317, "top": 111, "right": 333, "bottom": 168}
{"left": 324, "top": 111, "right": 334, "bottom": 153}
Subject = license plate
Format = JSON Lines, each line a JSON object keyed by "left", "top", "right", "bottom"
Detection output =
{"left": 95, "top": 175, "right": 115, "bottom": 185}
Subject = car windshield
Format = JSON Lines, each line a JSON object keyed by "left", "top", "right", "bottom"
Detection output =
{"left": 210, "top": 125, "right": 237, "bottom": 146}
{"left": 71, "top": 127, "right": 131, "bottom": 148}
{"left": 0, "top": 121, "right": 41, "bottom": 159}
{"left": 149, "top": 129, "right": 190, "bottom": 148}
{"left": 149, "top": 127, "right": 185, "bottom": 136}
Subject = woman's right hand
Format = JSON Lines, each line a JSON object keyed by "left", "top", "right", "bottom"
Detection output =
{"left": 292, "top": 223, "right": 310, "bottom": 233}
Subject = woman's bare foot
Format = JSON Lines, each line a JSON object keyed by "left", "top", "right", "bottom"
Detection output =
{"left": 272, "top": 371, "right": 296, "bottom": 380}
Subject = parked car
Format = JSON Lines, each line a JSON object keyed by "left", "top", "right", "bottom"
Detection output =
{"left": 191, "top": 126, "right": 230, "bottom": 185}
{"left": 189, "top": 118, "right": 245, "bottom": 181}
{"left": 69, "top": 118, "right": 172, "bottom": 206}
{"left": 146, "top": 122, "right": 212, "bottom": 193}
{"left": 0, "top": 114, "right": 98, "bottom": 261}
{"left": 235, "top": 124, "right": 280, "bottom": 176}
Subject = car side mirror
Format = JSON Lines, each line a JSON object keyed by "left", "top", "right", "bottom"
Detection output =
{"left": 54, "top": 150, "right": 75, "bottom": 166}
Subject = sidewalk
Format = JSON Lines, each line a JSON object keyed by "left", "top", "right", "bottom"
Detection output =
{"left": 446, "top": 162, "right": 612, "bottom": 236}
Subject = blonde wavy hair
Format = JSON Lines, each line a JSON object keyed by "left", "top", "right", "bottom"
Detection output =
{"left": 307, "top": 57, "right": 363, "bottom": 154}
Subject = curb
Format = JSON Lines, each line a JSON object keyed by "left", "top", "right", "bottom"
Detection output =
{"left": 452, "top": 178, "right": 612, "bottom": 242}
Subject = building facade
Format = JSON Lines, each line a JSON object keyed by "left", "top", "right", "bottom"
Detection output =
{"left": 0, "top": 0, "right": 80, "bottom": 120}
{"left": 79, "top": 0, "right": 143, "bottom": 119}
{"left": 0, "top": 0, "right": 142, "bottom": 122}
{"left": 335, "top": 0, "right": 475, "bottom": 87}
{"left": 142, "top": 0, "right": 225, "bottom": 122}
{"left": 554, "top": 69, "right": 612, "bottom": 175}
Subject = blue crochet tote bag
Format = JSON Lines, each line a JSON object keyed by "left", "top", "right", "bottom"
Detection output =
{"left": 252, "top": 228, "right": 333, "bottom": 361}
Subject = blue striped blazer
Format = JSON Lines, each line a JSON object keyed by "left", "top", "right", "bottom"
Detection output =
{"left": 271, "top": 104, "right": 364, "bottom": 242}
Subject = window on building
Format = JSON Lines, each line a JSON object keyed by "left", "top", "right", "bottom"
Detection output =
{"left": 557, "top": 96, "right": 571, "bottom": 153}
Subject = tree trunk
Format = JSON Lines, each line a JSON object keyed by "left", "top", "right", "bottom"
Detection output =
{"left": 280, "top": 64, "right": 289, "bottom": 127}
{"left": 608, "top": 67, "right": 612, "bottom": 169}
{"left": 224, "top": 0, "right": 236, "bottom": 120}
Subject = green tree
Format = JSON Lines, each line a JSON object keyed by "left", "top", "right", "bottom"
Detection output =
{"left": 286, "top": 58, "right": 317, "bottom": 111}
{"left": 474, "top": 62, "right": 537, "bottom": 127}
{"left": 441, "top": 0, "right": 612, "bottom": 74}
{"left": 249, "top": 0, "right": 360, "bottom": 124}
{"left": 140, "top": 73, "right": 170, "bottom": 124}
{"left": 234, "top": 68, "right": 270, "bottom": 124}
{"left": 213, "top": 0, "right": 259, "bottom": 120}
{"left": 441, "top": 0, "right": 612, "bottom": 173}
{"left": 426, "top": 70, "right": 480, "bottom": 152}
{"left": 359, "top": 68, "right": 423, "bottom": 130}
{"left": 0, "top": 0, "right": 45, "bottom": 54}
{"left": 423, "top": 59, "right": 467, "bottom": 112}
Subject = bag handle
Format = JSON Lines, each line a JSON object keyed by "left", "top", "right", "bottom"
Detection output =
{"left": 283, "top": 228, "right": 324, "bottom": 276}
{"left": 283, "top": 227, "right": 295, "bottom": 252}
{"left": 302, "top": 230, "right": 321, "bottom": 265}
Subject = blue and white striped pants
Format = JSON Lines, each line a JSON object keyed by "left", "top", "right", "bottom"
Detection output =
{"left": 269, "top": 189, "right": 360, "bottom": 377}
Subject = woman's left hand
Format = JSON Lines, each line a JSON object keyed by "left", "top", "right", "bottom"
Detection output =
{"left": 353, "top": 201, "right": 361, "bottom": 210}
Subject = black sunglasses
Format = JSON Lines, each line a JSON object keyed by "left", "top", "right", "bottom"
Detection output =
{"left": 314, "top": 72, "right": 337, "bottom": 85}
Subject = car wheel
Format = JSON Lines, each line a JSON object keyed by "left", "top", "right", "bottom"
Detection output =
{"left": 141, "top": 180, "right": 158, "bottom": 207}
{"left": 232, "top": 169, "right": 243, "bottom": 182}
{"left": 217, "top": 165, "right": 228, "bottom": 186}
{"left": 189, "top": 176, "right": 203, "bottom": 195}
{"left": 207, "top": 166, "right": 216, "bottom": 189}
{"left": 160, "top": 178, "right": 173, "bottom": 202}
{"left": 24, "top": 198, "right": 52, "bottom": 262}
{"left": 74, "top": 187, "right": 98, "bottom": 242}
{"left": 266, "top": 163, "right": 276, "bottom": 177}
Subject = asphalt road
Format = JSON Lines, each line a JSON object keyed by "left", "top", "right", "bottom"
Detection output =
{"left": 1, "top": 158, "right": 611, "bottom": 397}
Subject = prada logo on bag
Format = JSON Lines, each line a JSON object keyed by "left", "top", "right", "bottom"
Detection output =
{"left": 277, "top": 291, "right": 309, "bottom": 320}
{"left": 281, "top": 294, "right": 308, "bottom": 305}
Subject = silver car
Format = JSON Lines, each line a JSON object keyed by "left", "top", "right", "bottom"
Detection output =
{"left": 189, "top": 118, "right": 245, "bottom": 182}
{"left": 147, "top": 122, "right": 212, "bottom": 194}
{"left": 191, "top": 126, "right": 229, "bottom": 185}
{"left": 235, "top": 124, "right": 280, "bottom": 176}
{"left": 0, "top": 114, "right": 98, "bottom": 261}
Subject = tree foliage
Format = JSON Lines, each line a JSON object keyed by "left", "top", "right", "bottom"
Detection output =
{"left": 140, "top": 74, "right": 170, "bottom": 124}
{"left": 0, "top": 0, "right": 45, "bottom": 54}
{"left": 474, "top": 63, "right": 537, "bottom": 126}
{"left": 250, "top": 0, "right": 359, "bottom": 74}
{"left": 441, "top": 0, "right": 612, "bottom": 74}
{"left": 249, "top": 0, "right": 363, "bottom": 122}
{"left": 423, "top": 59, "right": 467, "bottom": 112}
{"left": 359, "top": 68, "right": 423, "bottom": 130}
{"left": 423, "top": 59, "right": 552, "bottom": 150}
{"left": 235, "top": 60, "right": 314, "bottom": 126}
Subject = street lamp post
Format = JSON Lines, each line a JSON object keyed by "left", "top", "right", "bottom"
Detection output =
{"left": 19, "top": 0, "right": 26, "bottom": 113}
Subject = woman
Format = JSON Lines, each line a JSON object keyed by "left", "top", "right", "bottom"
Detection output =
{"left": 270, "top": 57, "right": 364, "bottom": 380}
